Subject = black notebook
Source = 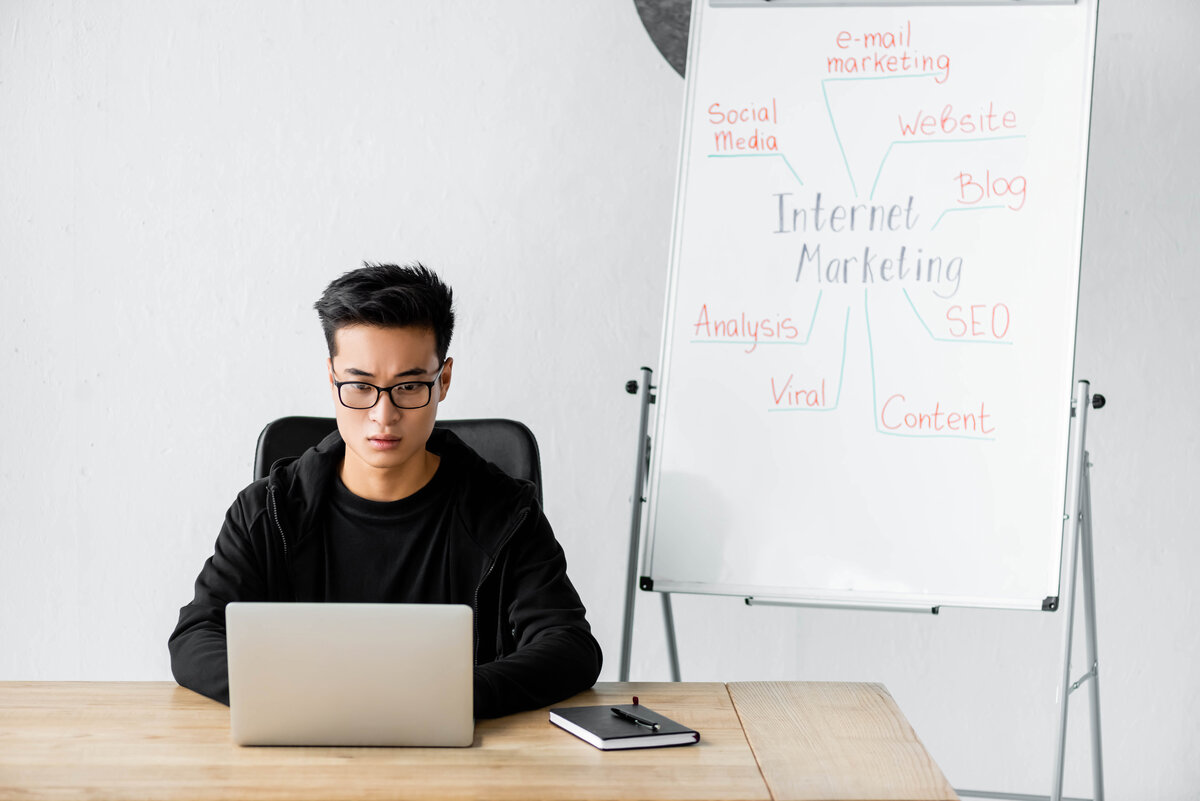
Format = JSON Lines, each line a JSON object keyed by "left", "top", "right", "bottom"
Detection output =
{"left": 549, "top": 702, "right": 700, "bottom": 750}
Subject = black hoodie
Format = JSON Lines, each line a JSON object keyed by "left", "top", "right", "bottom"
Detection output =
{"left": 168, "top": 428, "right": 602, "bottom": 718}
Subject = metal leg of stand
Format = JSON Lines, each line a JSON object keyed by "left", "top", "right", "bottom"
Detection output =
{"left": 1051, "top": 382, "right": 1088, "bottom": 801}
{"left": 618, "top": 425, "right": 644, "bottom": 683}
{"left": 1078, "top": 459, "right": 1105, "bottom": 801}
{"left": 661, "top": 592, "right": 681, "bottom": 682}
{"left": 619, "top": 369, "right": 654, "bottom": 683}
{"left": 1051, "top": 381, "right": 1104, "bottom": 801}
{"left": 620, "top": 367, "right": 684, "bottom": 683}
{"left": 621, "top": 367, "right": 685, "bottom": 682}
{"left": 1051, "top": 525, "right": 1081, "bottom": 801}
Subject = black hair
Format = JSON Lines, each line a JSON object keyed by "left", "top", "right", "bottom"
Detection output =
{"left": 313, "top": 262, "right": 455, "bottom": 360}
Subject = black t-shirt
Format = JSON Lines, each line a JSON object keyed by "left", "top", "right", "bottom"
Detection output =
{"left": 324, "top": 456, "right": 468, "bottom": 604}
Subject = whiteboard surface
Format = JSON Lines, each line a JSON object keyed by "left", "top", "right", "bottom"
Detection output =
{"left": 644, "top": 0, "right": 1098, "bottom": 610}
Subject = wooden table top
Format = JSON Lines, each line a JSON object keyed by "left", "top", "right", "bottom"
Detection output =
{"left": 0, "top": 680, "right": 956, "bottom": 801}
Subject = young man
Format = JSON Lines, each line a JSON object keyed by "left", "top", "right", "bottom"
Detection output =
{"left": 169, "top": 263, "right": 602, "bottom": 718}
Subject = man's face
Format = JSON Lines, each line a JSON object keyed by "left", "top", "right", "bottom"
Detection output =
{"left": 327, "top": 324, "right": 452, "bottom": 481}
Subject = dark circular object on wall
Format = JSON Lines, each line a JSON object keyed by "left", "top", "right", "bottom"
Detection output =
{"left": 634, "top": 0, "right": 690, "bottom": 77}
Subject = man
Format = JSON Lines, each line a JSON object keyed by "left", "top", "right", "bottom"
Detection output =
{"left": 169, "top": 263, "right": 602, "bottom": 718}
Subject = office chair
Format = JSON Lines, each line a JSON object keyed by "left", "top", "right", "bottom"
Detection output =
{"left": 253, "top": 416, "right": 543, "bottom": 504}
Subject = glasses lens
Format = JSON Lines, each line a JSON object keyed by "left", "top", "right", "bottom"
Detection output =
{"left": 338, "top": 382, "right": 379, "bottom": 409}
{"left": 388, "top": 382, "right": 432, "bottom": 409}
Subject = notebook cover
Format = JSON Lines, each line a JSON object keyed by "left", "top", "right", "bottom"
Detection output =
{"left": 549, "top": 703, "right": 700, "bottom": 750}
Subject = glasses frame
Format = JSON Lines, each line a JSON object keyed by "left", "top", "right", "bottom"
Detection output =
{"left": 331, "top": 362, "right": 447, "bottom": 411}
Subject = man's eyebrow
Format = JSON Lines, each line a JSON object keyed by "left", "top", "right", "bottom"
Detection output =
{"left": 393, "top": 366, "right": 436, "bottom": 379}
{"left": 341, "top": 366, "right": 435, "bottom": 379}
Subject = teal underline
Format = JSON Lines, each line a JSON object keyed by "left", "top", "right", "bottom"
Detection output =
{"left": 691, "top": 340, "right": 804, "bottom": 346}
{"left": 930, "top": 205, "right": 1006, "bottom": 231}
{"left": 821, "top": 81, "right": 857, "bottom": 197}
{"left": 708, "top": 153, "right": 804, "bottom": 186}
{"left": 866, "top": 288, "right": 880, "bottom": 424}
{"left": 822, "top": 73, "right": 940, "bottom": 84}
{"left": 902, "top": 289, "right": 1013, "bottom": 345}
{"left": 834, "top": 306, "right": 849, "bottom": 407}
{"left": 869, "top": 135, "right": 1027, "bottom": 201}
{"left": 874, "top": 429, "right": 997, "bottom": 441}
{"left": 805, "top": 290, "right": 823, "bottom": 342}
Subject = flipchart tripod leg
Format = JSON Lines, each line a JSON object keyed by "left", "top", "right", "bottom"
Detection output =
{"left": 621, "top": 367, "right": 682, "bottom": 682}
{"left": 1051, "top": 381, "right": 1104, "bottom": 801}
{"left": 1078, "top": 458, "right": 1104, "bottom": 800}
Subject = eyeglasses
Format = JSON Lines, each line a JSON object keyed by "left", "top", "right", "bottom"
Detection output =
{"left": 332, "top": 363, "right": 446, "bottom": 410}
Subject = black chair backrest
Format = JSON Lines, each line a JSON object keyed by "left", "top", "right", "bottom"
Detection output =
{"left": 253, "top": 416, "right": 543, "bottom": 504}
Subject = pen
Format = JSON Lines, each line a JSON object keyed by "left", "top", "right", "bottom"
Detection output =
{"left": 611, "top": 707, "right": 660, "bottom": 731}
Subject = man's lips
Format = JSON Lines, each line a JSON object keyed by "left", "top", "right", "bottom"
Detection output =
{"left": 368, "top": 435, "right": 401, "bottom": 450}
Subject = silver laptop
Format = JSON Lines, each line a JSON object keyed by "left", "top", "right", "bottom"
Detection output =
{"left": 226, "top": 602, "right": 474, "bottom": 747}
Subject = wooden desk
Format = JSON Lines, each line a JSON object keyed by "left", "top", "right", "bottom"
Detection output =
{"left": 0, "top": 681, "right": 956, "bottom": 801}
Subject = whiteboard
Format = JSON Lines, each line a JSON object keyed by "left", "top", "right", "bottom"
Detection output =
{"left": 643, "top": 0, "right": 1099, "bottom": 611}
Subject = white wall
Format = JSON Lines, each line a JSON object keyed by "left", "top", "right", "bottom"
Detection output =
{"left": 0, "top": 2, "right": 1195, "bottom": 798}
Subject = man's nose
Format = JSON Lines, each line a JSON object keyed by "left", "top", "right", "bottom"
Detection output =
{"left": 369, "top": 390, "right": 403, "bottom": 423}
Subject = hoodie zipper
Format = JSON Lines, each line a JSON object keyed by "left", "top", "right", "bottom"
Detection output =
{"left": 267, "top": 484, "right": 289, "bottom": 561}
{"left": 472, "top": 507, "right": 528, "bottom": 666}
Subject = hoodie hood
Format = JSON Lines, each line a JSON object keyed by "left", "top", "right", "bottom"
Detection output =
{"left": 266, "top": 427, "right": 538, "bottom": 558}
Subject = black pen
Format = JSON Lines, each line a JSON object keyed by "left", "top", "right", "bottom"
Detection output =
{"left": 611, "top": 707, "right": 660, "bottom": 731}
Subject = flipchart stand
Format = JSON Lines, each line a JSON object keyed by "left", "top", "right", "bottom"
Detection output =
{"left": 621, "top": 373, "right": 1104, "bottom": 801}
{"left": 959, "top": 379, "right": 1106, "bottom": 801}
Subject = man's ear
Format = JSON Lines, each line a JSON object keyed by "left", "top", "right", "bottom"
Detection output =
{"left": 438, "top": 357, "right": 453, "bottom": 401}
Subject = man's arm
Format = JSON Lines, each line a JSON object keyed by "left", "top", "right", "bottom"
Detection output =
{"left": 472, "top": 510, "right": 603, "bottom": 718}
{"left": 168, "top": 492, "right": 269, "bottom": 705}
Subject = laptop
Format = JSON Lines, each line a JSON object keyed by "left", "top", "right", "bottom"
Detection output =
{"left": 226, "top": 602, "right": 474, "bottom": 747}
